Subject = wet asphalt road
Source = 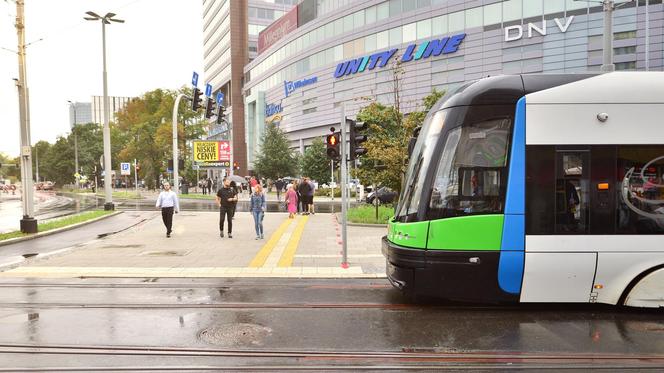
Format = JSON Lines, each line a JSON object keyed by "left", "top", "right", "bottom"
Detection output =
{"left": 0, "top": 277, "right": 662, "bottom": 371}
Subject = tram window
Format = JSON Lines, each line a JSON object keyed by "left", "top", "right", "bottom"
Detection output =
{"left": 428, "top": 118, "right": 511, "bottom": 219}
{"left": 616, "top": 146, "right": 664, "bottom": 234}
{"left": 555, "top": 152, "right": 590, "bottom": 234}
{"left": 525, "top": 146, "right": 555, "bottom": 235}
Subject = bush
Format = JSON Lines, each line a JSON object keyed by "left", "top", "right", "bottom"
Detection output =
{"left": 315, "top": 188, "right": 356, "bottom": 198}
{"left": 346, "top": 204, "right": 394, "bottom": 224}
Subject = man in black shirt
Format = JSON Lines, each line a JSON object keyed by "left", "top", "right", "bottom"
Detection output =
{"left": 216, "top": 178, "right": 237, "bottom": 238}
{"left": 298, "top": 178, "right": 311, "bottom": 215}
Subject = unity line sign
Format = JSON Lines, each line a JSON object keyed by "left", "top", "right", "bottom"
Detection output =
{"left": 193, "top": 141, "right": 231, "bottom": 167}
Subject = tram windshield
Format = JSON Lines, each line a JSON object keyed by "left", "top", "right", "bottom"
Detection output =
{"left": 395, "top": 109, "right": 512, "bottom": 222}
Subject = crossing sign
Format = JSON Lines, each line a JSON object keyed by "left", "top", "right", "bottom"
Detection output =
{"left": 120, "top": 162, "right": 131, "bottom": 176}
{"left": 192, "top": 72, "right": 199, "bottom": 87}
{"left": 216, "top": 91, "right": 224, "bottom": 106}
{"left": 205, "top": 83, "right": 212, "bottom": 97}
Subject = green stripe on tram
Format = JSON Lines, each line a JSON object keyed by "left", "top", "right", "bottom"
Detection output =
{"left": 427, "top": 215, "right": 504, "bottom": 251}
{"left": 387, "top": 219, "right": 429, "bottom": 249}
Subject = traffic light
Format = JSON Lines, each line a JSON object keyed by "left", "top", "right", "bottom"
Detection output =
{"left": 326, "top": 128, "right": 340, "bottom": 160}
{"left": 205, "top": 97, "right": 216, "bottom": 119}
{"left": 192, "top": 88, "right": 203, "bottom": 111}
{"left": 233, "top": 161, "right": 240, "bottom": 170}
{"left": 216, "top": 105, "right": 226, "bottom": 124}
{"left": 347, "top": 118, "right": 368, "bottom": 160}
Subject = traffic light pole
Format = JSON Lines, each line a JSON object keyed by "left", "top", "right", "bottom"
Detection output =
{"left": 340, "top": 105, "right": 348, "bottom": 269}
{"left": 172, "top": 93, "right": 187, "bottom": 194}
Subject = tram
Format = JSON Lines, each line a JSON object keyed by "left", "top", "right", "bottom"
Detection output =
{"left": 383, "top": 72, "right": 664, "bottom": 307}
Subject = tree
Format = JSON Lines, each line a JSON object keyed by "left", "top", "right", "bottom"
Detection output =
{"left": 300, "top": 137, "right": 330, "bottom": 184}
{"left": 0, "top": 153, "right": 20, "bottom": 182}
{"left": 355, "top": 89, "right": 444, "bottom": 194}
{"left": 115, "top": 87, "right": 206, "bottom": 189}
{"left": 253, "top": 124, "right": 298, "bottom": 180}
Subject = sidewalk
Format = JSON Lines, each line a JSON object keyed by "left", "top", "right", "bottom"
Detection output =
{"left": 0, "top": 212, "right": 387, "bottom": 279}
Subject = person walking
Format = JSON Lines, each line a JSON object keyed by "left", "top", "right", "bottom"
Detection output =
{"left": 155, "top": 181, "right": 179, "bottom": 238}
{"left": 293, "top": 180, "right": 301, "bottom": 214}
{"left": 285, "top": 185, "right": 298, "bottom": 219}
{"left": 216, "top": 178, "right": 237, "bottom": 238}
{"left": 250, "top": 184, "right": 267, "bottom": 239}
{"left": 229, "top": 180, "right": 239, "bottom": 219}
{"left": 275, "top": 178, "right": 284, "bottom": 202}
{"left": 306, "top": 177, "right": 316, "bottom": 215}
{"left": 207, "top": 178, "right": 213, "bottom": 195}
{"left": 298, "top": 177, "right": 311, "bottom": 215}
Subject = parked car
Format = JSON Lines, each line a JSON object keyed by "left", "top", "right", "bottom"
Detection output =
{"left": 366, "top": 186, "right": 397, "bottom": 205}
{"left": 41, "top": 181, "right": 55, "bottom": 190}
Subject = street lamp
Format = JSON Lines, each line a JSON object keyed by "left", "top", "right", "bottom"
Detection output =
{"left": 84, "top": 11, "right": 124, "bottom": 210}
{"left": 67, "top": 100, "right": 79, "bottom": 189}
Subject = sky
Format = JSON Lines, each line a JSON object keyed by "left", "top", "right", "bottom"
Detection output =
{"left": 0, "top": 0, "right": 203, "bottom": 157}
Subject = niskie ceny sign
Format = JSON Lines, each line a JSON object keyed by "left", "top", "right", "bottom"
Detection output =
{"left": 334, "top": 33, "right": 466, "bottom": 78}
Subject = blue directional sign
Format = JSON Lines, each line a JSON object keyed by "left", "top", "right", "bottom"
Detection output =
{"left": 192, "top": 72, "right": 199, "bottom": 87}
{"left": 205, "top": 83, "right": 212, "bottom": 97}
{"left": 216, "top": 92, "right": 224, "bottom": 106}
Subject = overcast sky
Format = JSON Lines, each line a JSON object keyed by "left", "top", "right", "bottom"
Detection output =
{"left": 0, "top": 0, "right": 203, "bottom": 157}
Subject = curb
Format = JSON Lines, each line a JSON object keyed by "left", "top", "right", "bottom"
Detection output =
{"left": 0, "top": 211, "right": 123, "bottom": 247}
{"left": 334, "top": 213, "right": 387, "bottom": 228}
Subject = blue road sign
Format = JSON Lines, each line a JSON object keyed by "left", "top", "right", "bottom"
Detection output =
{"left": 205, "top": 83, "right": 212, "bottom": 97}
{"left": 216, "top": 92, "right": 224, "bottom": 105}
{"left": 192, "top": 72, "right": 199, "bottom": 86}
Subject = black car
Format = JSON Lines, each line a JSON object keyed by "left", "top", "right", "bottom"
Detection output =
{"left": 366, "top": 187, "right": 397, "bottom": 205}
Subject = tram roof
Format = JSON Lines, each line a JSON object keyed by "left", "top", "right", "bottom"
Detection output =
{"left": 526, "top": 72, "right": 664, "bottom": 104}
{"left": 439, "top": 74, "right": 595, "bottom": 109}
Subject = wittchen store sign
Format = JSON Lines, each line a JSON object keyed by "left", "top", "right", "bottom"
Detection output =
{"left": 258, "top": 6, "right": 298, "bottom": 53}
{"left": 334, "top": 33, "right": 466, "bottom": 78}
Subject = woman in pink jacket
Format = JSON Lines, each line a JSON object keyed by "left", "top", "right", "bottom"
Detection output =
{"left": 285, "top": 185, "right": 298, "bottom": 219}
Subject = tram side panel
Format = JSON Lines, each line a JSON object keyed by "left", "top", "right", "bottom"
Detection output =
{"left": 520, "top": 96, "right": 664, "bottom": 306}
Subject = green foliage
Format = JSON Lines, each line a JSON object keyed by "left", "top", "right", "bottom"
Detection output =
{"left": 115, "top": 87, "right": 207, "bottom": 189}
{"left": 347, "top": 204, "right": 394, "bottom": 224}
{"left": 355, "top": 89, "right": 444, "bottom": 194}
{"left": 300, "top": 138, "right": 330, "bottom": 184}
{"left": 253, "top": 124, "right": 298, "bottom": 180}
{"left": 0, "top": 153, "right": 20, "bottom": 181}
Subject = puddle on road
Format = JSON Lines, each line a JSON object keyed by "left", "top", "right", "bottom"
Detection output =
{"left": 198, "top": 323, "right": 272, "bottom": 347}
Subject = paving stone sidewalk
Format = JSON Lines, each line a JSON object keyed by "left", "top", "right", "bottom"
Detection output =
{"left": 0, "top": 212, "right": 387, "bottom": 279}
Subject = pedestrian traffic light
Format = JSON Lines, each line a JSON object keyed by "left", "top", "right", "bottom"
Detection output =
{"left": 205, "top": 97, "right": 216, "bottom": 119}
{"left": 216, "top": 105, "right": 226, "bottom": 124}
{"left": 347, "top": 118, "right": 368, "bottom": 160}
{"left": 192, "top": 87, "right": 203, "bottom": 112}
{"left": 233, "top": 161, "right": 240, "bottom": 170}
{"left": 326, "top": 131, "right": 340, "bottom": 160}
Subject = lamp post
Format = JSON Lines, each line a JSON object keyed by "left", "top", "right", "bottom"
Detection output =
{"left": 84, "top": 11, "right": 124, "bottom": 210}
{"left": 67, "top": 101, "right": 79, "bottom": 189}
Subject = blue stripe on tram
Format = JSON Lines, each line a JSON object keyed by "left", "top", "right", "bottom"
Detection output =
{"left": 498, "top": 96, "right": 526, "bottom": 295}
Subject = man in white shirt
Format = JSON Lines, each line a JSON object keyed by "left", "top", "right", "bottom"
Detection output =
{"left": 155, "top": 182, "right": 180, "bottom": 238}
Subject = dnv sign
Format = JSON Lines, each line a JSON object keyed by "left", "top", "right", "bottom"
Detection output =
{"left": 334, "top": 33, "right": 466, "bottom": 78}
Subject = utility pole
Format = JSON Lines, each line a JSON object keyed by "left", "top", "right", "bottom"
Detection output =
{"left": 340, "top": 105, "right": 348, "bottom": 269}
{"left": 601, "top": 0, "right": 615, "bottom": 72}
{"left": 68, "top": 101, "right": 79, "bottom": 189}
{"left": 14, "top": 0, "right": 37, "bottom": 233}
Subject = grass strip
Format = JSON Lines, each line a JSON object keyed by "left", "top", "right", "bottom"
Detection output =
{"left": 0, "top": 210, "right": 114, "bottom": 241}
{"left": 179, "top": 193, "right": 215, "bottom": 200}
{"left": 347, "top": 205, "right": 394, "bottom": 224}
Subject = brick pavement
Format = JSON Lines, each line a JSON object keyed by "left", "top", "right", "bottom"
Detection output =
{"left": 0, "top": 211, "right": 387, "bottom": 278}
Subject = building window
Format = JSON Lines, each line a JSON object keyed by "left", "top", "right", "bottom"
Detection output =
{"left": 615, "top": 61, "right": 636, "bottom": 70}
{"left": 614, "top": 46, "right": 636, "bottom": 55}
{"left": 524, "top": 0, "right": 543, "bottom": 18}
{"left": 303, "top": 97, "right": 317, "bottom": 105}
{"left": 614, "top": 30, "right": 637, "bottom": 40}
{"left": 503, "top": 0, "right": 522, "bottom": 22}
{"left": 303, "top": 107, "right": 317, "bottom": 114}
{"left": 484, "top": 3, "right": 502, "bottom": 26}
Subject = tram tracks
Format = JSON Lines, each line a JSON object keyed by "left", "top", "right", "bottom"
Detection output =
{"left": 0, "top": 343, "right": 663, "bottom": 371}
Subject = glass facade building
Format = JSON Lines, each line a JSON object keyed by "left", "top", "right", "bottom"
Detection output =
{"left": 243, "top": 0, "right": 664, "bottom": 172}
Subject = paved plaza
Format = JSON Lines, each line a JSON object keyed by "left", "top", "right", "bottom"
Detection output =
{"left": 0, "top": 211, "right": 387, "bottom": 278}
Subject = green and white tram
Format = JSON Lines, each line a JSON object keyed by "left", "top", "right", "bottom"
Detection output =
{"left": 383, "top": 72, "right": 664, "bottom": 308}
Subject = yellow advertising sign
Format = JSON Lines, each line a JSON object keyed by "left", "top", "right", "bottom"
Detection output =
{"left": 193, "top": 141, "right": 219, "bottom": 162}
